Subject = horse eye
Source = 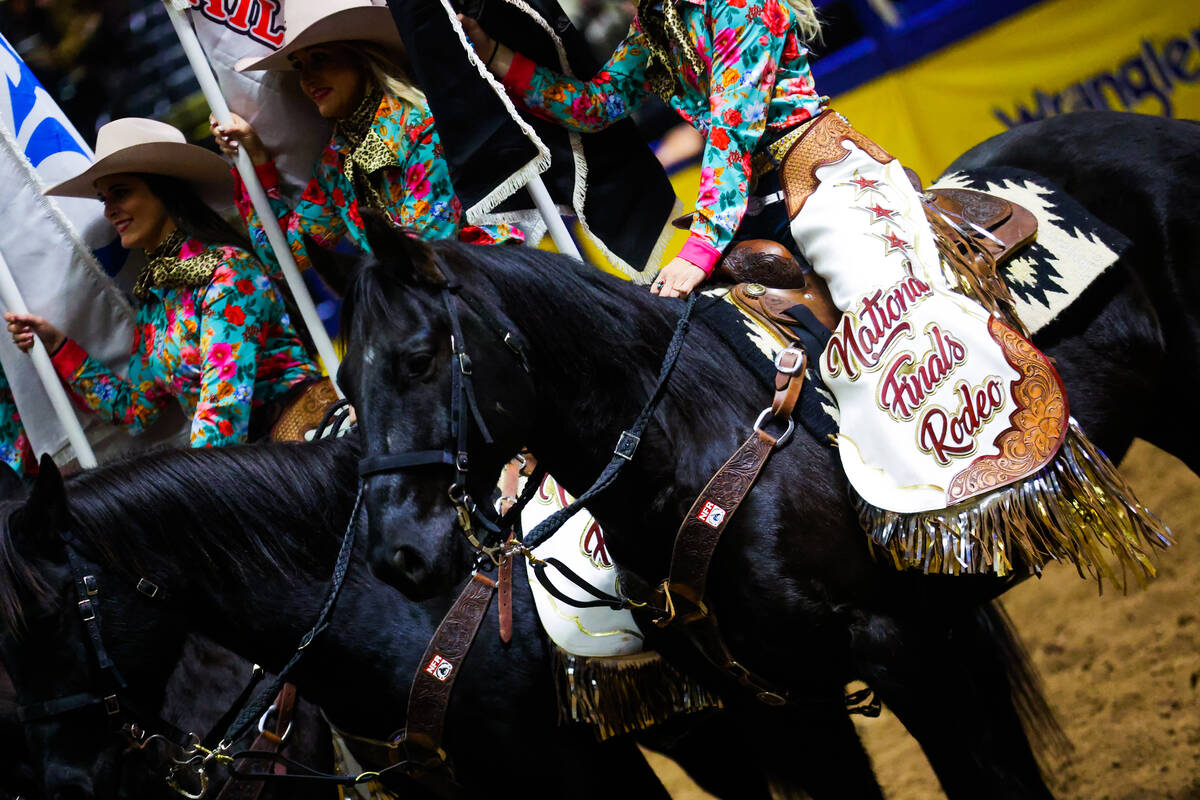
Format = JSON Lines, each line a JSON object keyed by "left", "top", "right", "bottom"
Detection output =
{"left": 406, "top": 353, "right": 435, "bottom": 379}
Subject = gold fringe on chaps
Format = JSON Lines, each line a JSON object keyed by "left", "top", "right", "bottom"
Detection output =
{"left": 552, "top": 649, "right": 724, "bottom": 740}
{"left": 860, "top": 423, "right": 1173, "bottom": 590}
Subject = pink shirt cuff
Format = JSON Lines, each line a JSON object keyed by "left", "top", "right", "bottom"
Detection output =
{"left": 50, "top": 338, "right": 87, "bottom": 380}
{"left": 677, "top": 235, "right": 723, "bottom": 276}
{"left": 503, "top": 52, "right": 537, "bottom": 96}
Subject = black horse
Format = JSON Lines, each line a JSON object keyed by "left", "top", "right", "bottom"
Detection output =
{"left": 0, "top": 436, "right": 787, "bottom": 799}
{"left": 338, "top": 111, "right": 1200, "bottom": 799}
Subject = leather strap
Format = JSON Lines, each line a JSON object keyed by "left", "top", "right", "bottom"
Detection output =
{"left": 402, "top": 573, "right": 496, "bottom": 762}
{"left": 641, "top": 353, "right": 806, "bottom": 705}
{"left": 497, "top": 461, "right": 522, "bottom": 644}
{"left": 216, "top": 684, "right": 298, "bottom": 800}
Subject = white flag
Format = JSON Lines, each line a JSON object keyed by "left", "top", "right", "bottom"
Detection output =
{"left": 185, "top": 0, "right": 330, "bottom": 199}
{"left": 0, "top": 31, "right": 186, "bottom": 463}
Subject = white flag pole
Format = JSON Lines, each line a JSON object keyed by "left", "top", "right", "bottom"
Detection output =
{"left": 161, "top": 0, "right": 344, "bottom": 397}
{"left": 0, "top": 249, "right": 98, "bottom": 469}
{"left": 524, "top": 174, "right": 582, "bottom": 259}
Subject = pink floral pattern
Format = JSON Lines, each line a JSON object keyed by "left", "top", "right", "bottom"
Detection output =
{"left": 51, "top": 238, "right": 320, "bottom": 448}
{"left": 236, "top": 93, "right": 522, "bottom": 274}
{"left": 503, "top": 0, "right": 827, "bottom": 273}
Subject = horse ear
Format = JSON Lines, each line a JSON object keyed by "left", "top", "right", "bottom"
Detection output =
{"left": 23, "top": 455, "right": 69, "bottom": 533}
{"left": 359, "top": 210, "right": 441, "bottom": 286}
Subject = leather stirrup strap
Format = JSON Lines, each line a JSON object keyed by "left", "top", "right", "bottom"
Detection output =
{"left": 497, "top": 461, "right": 522, "bottom": 644}
{"left": 215, "top": 683, "right": 299, "bottom": 800}
{"left": 402, "top": 573, "right": 496, "bottom": 762}
{"left": 650, "top": 351, "right": 806, "bottom": 705}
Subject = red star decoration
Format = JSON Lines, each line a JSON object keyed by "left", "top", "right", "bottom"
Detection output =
{"left": 851, "top": 175, "right": 880, "bottom": 191}
{"left": 882, "top": 231, "right": 910, "bottom": 253}
{"left": 867, "top": 203, "right": 897, "bottom": 221}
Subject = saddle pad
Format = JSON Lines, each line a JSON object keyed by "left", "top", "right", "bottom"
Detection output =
{"left": 517, "top": 473, "right": 645, "bottom": 658}
{"left": 930, "top": 167, "right": 1130, "bottom": 335}
{"left": 702, "top": 167, "right": 1130, "bottom": 446}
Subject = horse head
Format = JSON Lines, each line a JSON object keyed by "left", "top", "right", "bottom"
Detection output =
{"left": 0, "top": 458, "right": 184, "bottom": 799}
{"left": 339, "top": 216, "right": 536, "bottom": 599}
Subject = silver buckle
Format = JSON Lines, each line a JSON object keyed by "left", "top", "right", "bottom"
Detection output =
{"left": 773, "top": 347, "right": 805, "bottom": 375}
{"left": 753, "top": 408, "right": 795, "bottom": 448}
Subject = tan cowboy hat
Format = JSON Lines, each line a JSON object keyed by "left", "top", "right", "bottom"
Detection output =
{"left": 44, "top": 117, "right": 232, "bottom": 201}
{"left": 237, "top": 0, "right": 402, "bottom": 72}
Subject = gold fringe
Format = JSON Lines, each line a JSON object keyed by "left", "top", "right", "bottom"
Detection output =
{"left": 553, "top": 648, "right": 724, "bottom": 741}
{"left": 860, "top": 424, "right": 1172, "bottom": 591}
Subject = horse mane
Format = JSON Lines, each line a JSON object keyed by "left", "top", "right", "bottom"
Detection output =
{"left": 0, "top": 436, "right": 360, "bottom": 635}
{"left": 341, "top": 238, "right": 752, "bottom": 429}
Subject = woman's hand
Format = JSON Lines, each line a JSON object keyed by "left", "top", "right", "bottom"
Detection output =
{"left": 457, "top": 14, "right": 514, "bottom": 78}
{"left": 650, "top": 258, "right": 707, "bottom": 299}
{"left": 209, "top": 113, "right": 270, "bottom": 165}
{"left": 5, "top": 312, "right": 65, "bottom": 354}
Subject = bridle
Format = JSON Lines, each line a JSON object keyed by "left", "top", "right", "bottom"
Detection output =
{"left": 355, "top": 262, "right": 538, "bottom": 563}
{"left": 353, "top": 257, "right": 702, "bottom": 584}
{"left": 13, "top": 529, "right": 226, "bottom": 796}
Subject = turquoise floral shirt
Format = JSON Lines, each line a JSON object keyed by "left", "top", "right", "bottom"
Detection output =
{"left": 0, "top": 367, "right": 32, "bottom": 478}
{"left": 51, "top": 238, "right": 320, "bottom": 448}
{"left": 502, "top": 0, "right": 826, "bottom": 274}
{"left": 236, "top": 92, "right": 522, "bottom": 273}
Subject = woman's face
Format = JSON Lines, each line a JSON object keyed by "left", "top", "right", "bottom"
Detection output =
{"left": 94, "top": 174, "right": 175, "bottom": 251}
{"left": 289, "top": 45, "right": 367, "bottom": 119}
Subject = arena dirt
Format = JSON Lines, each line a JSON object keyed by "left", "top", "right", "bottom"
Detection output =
{"left": 645, "top": 439, "right": 1200, "bottom": 799}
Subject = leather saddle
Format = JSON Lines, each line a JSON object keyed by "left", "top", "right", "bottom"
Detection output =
{"left": 719, "top": 185, "right": 1038, "bottom": 346}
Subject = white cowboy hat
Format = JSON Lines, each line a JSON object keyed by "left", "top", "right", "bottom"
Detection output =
{"left": 237, "top": 0, "right": 402, "bottom": 72}
{"left": 44, "top": 117, "right": 232, "bottom": 201}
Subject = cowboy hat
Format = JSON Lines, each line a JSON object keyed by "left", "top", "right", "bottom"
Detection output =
{"left": 44, "top": 118, "right": 232, "bottom": 201}
{"left": 237, "top": 0, "right": 402, "bottom": 72}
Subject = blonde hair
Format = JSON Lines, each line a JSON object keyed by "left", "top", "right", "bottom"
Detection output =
{"left": 342, "top": 41, "right": 426, "bottom": 111}
{"left": 783, "top": 0, "right": 822, "bottom": 43}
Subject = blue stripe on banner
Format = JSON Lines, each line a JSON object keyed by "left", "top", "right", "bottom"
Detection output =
{"left": 0, "top": 34, "right": 89, "bottom": 164}
{"left": 90, "top": 238, "right": 129, "bottom": 278}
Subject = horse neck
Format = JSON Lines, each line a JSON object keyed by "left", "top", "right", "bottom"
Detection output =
{"left": 484, "top": 265, "right": 745, "bottom": 569}
{"left": 188, "top": 555, "right": 427, "bottom": 740}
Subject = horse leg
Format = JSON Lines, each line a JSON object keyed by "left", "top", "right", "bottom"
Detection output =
{"left": 640, "top": 699, "right": 883, "bottom": 800}
{"left": 853, "top": 603, "right": 1060, "bottom": 799}
{"left": 529, "top": 730, "right": 673, "bottom": 800}
{"left": 735, "top": 702, "right": 885, "bottom": 800}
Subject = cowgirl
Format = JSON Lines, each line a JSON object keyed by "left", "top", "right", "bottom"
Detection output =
{"left": 462, "top": 0, "right": 1169, "bottom": 579}
{"left": 212, "top": 0, "right": 522, "bottom": 277}
{"left": 6, "top": 118, "right": 320, "bottom": 448}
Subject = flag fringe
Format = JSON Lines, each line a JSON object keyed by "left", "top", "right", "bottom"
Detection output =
{"left": 860, "top": 423, "right": 1173, "bottom": 591}
{"left": 553, "top": 648, "right": 723, "bottom": 740}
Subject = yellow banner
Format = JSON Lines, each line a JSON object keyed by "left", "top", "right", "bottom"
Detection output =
{"left": 836, "top": 0, "right": 1200, "bottom": 177}
{"left": 580, "top": 0, "right": 1199, "bottom": 273}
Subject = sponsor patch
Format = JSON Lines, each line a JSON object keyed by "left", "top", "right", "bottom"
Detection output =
{"left": 424, "top": 654, "right": 453, "bottom": 682}
{"left": 696, "top": 501, "right": 727, "bottom": 528}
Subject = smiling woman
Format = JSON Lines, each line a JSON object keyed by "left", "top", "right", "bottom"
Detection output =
{"left": 3, "top": 117, "right": 321, "bottom": 448}
{"left": 210, "top": 0, "right": 523, "bottom": 289}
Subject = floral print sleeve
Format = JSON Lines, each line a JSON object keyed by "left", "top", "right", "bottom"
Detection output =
{"left": 680, "top": 0, "right": 789, "bottom": 274}
{"left": 235, "top": 159, "right": 350, "bottom": 278}
{"left": 502, "top": 23, "right": 653, "bottom": 132}
{"left": 51, "top": 332, "right": 172, "bottom": 436}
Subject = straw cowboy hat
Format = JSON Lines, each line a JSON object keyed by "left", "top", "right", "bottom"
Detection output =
{"left": 44, "top": 117, "right": 232, "bottom": 201}
{"left": 238, "top": 0, "right": 403, "bottom": 72}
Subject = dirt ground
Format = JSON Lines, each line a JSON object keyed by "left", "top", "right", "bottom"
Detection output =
{"left": 646, "top": 439, "right": 1200, "bottom": 799}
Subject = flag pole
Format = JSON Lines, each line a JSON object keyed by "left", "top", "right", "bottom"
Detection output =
{"left": 161, "top": 0, "right": 343, "bottom": 397}
{"left": 525, "top": 174, "right": 582, "bottom": 259}
{"left": 0, "top": 249, "right": 98, "bottom": 469}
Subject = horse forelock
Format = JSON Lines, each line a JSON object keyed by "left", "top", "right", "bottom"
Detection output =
{"left": 0, "top": 503, "right": 56, "bottom": 637}
{"left": 60, "top": 438, "right": 360, "bottom": 594}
